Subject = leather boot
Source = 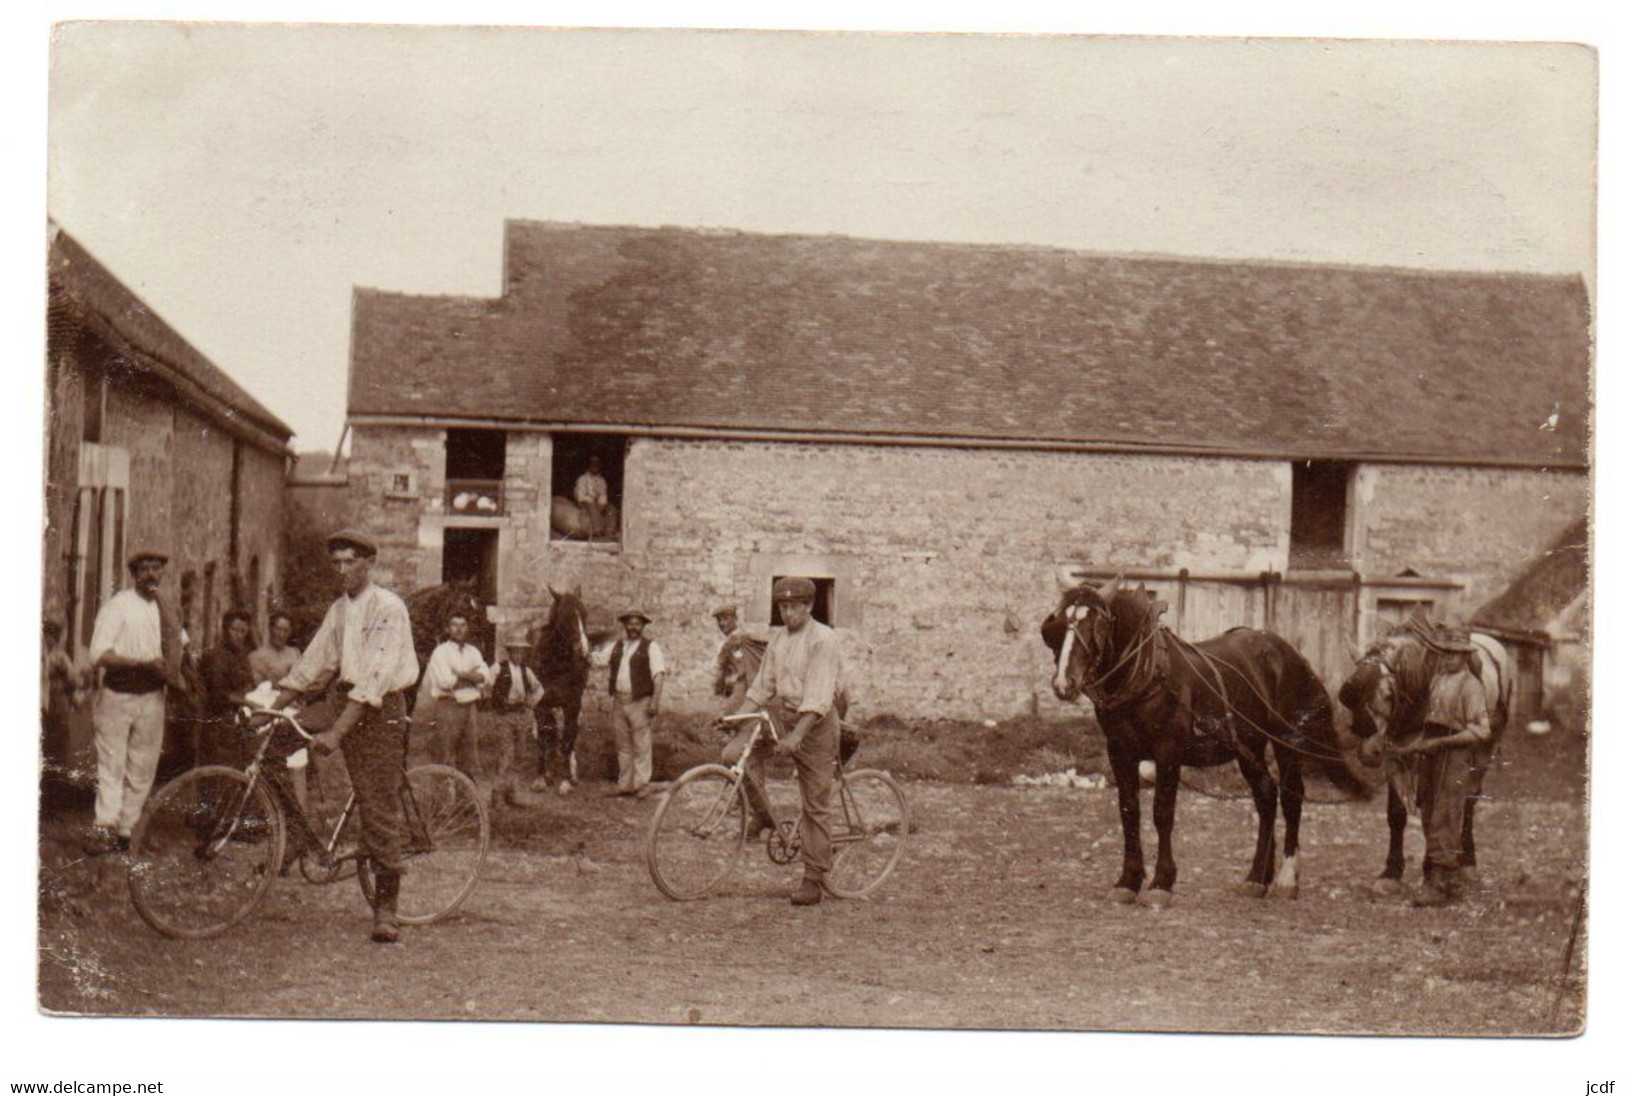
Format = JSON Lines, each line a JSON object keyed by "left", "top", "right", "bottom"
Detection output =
{"left": 790, "top": 876, "right": 823, "bottom": 906}
{"left": 371, "top": 868, "right": 402, "bottom": 943}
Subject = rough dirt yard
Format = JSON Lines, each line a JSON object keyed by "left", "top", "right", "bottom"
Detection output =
{"left": 37, "top": 719, "right": 1586, "bottom": 1035}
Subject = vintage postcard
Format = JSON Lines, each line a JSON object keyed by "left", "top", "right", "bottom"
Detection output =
{"left": 39, "top": 22, "right": 1593, "bottom": 1047}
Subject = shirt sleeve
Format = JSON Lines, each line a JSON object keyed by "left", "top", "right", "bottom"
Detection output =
{"left": 279, "top": 602, "right": 342, "bottom": 696}
{"left": 1461, "top": 678, "right": 1492, "bottom": 742}
{"left": 350, "top": 594, "right": 419, "bottom": 709}
{"left": 648, "top": 641, "right": 667, "bottom": 678}
{"left": 423, "top": 645, "right": 458, "bottom": 697}
{"left": 744, "top": 639, "right": 778, "bottom": 708}
{"left": 573, "top": 475, "right": 592, "bottom": 505}
{"left": 87, "top": 597, "right": 125, "bottom": 667}
{"left": 795, "top": 631, "right": 841, "bottom": 718}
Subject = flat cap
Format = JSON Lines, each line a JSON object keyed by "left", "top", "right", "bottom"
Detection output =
{"left": 618, "top": 609, "right": 652, "bottom": 624}
{"left": 772, "top": 577, "right": 817, "bottom": 603}
{"left": 127, "top": 549, "right": 170, "bottom": 568}
{"left": 712, "top": 604, "right": 739, "bottom": 619}
{"left": 325, "top": 529, "right": 378, "bottom": 558}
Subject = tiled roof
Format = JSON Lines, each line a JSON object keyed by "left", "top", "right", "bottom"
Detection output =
{"left": 1472, "top": 516, "right": 1589, "bottom": 633}
{"left": 350, "top": 221, "right": 1590, "bottom": 466}
{"left": 49, "top": 226, "right": 294, "bottom": 449}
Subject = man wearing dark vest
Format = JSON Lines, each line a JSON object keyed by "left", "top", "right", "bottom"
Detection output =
{"left": 605, "top": 609, "right": 665, "bottom": 799}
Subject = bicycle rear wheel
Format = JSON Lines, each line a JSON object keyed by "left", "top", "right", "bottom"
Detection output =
{"left": 646, "top": 764, "right": 748, "bottom": 900}
{"left": 357, "top": 764, "right": 489, "bottom": 924}
{"left": 128, "top": 765, "right": 286, "bottom": 939}
{"left": 823, "top": 769, "right": 909, "bottom": 899}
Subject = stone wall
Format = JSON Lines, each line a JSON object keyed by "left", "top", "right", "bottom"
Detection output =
{"left": 346, "top": 424, "right": 1591, "bottom": 723}
{"left": 1350, "top": 463, "right": 1588, "bottom": 610}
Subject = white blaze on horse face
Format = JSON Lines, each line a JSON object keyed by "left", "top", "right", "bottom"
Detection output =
{"left": 1053, "top": 605, "right": 1079, "bottom": 698}
{"left": 576, "top": 617, "right": 591, "bottom": 660}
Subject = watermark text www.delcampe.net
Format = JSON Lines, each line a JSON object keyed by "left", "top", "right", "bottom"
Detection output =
{"left": 10, "top": 1084, "right": 163, "bottom": 1094}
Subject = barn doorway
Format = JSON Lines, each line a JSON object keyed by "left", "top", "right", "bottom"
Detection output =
{"left": 442, "top": 528, "right": 499, "bottom": 603}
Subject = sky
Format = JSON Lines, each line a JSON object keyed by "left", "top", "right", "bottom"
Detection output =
{"left": 47, "top": 25, "right": 1596, "bottom": 451}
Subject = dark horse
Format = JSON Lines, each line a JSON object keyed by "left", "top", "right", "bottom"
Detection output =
{"left": 528, "top": 586, "right": 594, "bottom": 792}
{"left": 1337, "top": 617, "right": 1513, "bottom": 892}
{"left": 1042, "top": 579, "right": 1364, "bottom": 906}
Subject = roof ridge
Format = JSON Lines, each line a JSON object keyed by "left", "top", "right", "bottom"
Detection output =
{"left": 500, "top": 217, "right": 1589, "bottom": 286}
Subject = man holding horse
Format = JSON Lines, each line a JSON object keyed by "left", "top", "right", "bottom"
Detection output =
{"left": 1395, "top": 627, "right": 1493, "bottom": 908}
{"left": 736, "top": 577, "right": 845, "bottom": 907}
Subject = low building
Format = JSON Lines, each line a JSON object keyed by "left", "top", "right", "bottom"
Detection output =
{"left": 45, "top": 225, "right": 294, "bottom": 774}
{"left": 342, "top": 221, "right": 1589, "bottom": 721}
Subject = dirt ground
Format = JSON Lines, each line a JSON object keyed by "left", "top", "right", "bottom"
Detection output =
{"left": 37, "top": 716, "right": 1587, "bottom": 1035}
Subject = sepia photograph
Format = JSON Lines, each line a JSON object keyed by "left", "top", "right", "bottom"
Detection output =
{"left": 30, "top": 10, "right": 1599, "bottom": 1066}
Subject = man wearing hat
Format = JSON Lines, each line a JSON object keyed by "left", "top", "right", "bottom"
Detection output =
{"left": 84, "top": 549, "right": 181, "bottom": 853}
{"left": 605, "top": 608, "right": 666, "bottom": 798}
{"left": 488, "top": 629, "right": 545, "bottom": 802}
{"left": 737, "top": 576, "right": 846, "bottom": 906}
{"left": 259, "top": 529, "right": 421, "bottom": 943}
{"left": 1395, "top": 626, "right": 1492, "bottom": 907}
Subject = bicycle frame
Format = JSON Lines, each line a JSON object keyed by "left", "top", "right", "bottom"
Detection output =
{"left": 714, "top": 709, "right": 875, "bottom": 852}
{"left": 231, "top": 705, "right": 370, "bottom": 868}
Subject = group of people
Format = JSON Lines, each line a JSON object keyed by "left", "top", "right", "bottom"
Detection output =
{"left": 53, "top": 524, "right": 852, "bottom": 943}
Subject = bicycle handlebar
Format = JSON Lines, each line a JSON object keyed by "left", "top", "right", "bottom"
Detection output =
{"left": 239, "top": 705, "right": 315, "bottom": 742}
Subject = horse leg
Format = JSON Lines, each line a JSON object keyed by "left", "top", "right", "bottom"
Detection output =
{"left": 1374, "top": 783, "right": 1407, "bottom": 895}
{"left": 561, "top": 702, "right": 581, "bottom": 788}
{"left": 1144, "top": 751, "right": 1181, "bottom": 907}
{"left": 1234, "top": 748, "right": 1277, "bottom": 898}
{"left": 1274, "top": 748, "right": 1304, "bottom": 900}
{"left": 1104, "top": 735, "right": 1145, "bottom": 903}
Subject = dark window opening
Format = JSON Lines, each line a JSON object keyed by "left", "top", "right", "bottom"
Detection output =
{"left": 770, "top": 576, "right": 836, "bottom": 628}
{"left": 1289, "top": 460, "right": 1351, "bottom": 570}
{"left": 551, "top": 433, "right": 627, "bottom": 542}
{"left": 445, "top": 429, "right": 507, "bottom": 515}
{"left": 442, "top": 527, "right": 499, "bottom": 604}
{"left": 81, "top": 370, "right": 105, "bottom": 444}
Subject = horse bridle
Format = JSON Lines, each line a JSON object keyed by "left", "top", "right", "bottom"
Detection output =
{"left": 1060, "top": 603, "right": 1160, "bottom": 710}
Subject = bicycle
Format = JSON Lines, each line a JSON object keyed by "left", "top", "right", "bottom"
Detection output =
{"left": 646, "top": 710, "right": 908, "bottom": 901}
{"left": 127, "top": 704, "right": 490, "bottom": 939}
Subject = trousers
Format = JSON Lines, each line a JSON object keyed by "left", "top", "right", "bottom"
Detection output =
{"left": 341, "top": 692, "right": 411, "bottom": 876}
{"left": 428, "top": 697, "right": 484, "bottom": 782}
{"left": 93, "top": 688, "right": 167, "bottom": 836}
{"left": 1417, "top": 740, "right": 1475, "bottom": 872}
{"left": 761, "top": 704, "right": 838, "bottom": 880}
{"left": 490, "top": 707, "right": 538, "bottom": 784}
{"left": 611, "top": 696, "right": 654, "bottom": 790}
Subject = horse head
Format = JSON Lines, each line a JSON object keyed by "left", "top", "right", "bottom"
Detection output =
{"left": 1044, "top": 576, "right": 1151, "bottom": 702}
{"left": 543, "top": 585, "right": 592, "bottom": 665}
{"left": 1338, "top": 632, "right": 1430, "bottom": 768}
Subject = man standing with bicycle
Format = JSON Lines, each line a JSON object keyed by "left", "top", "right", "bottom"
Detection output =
{"left": 259, "top": 530, "right": 420, "bottom": 943}
{"left": 736, "top": 577, "right": 844, "bottom": 907}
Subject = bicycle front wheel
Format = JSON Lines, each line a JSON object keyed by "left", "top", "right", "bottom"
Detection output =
{"left": 646, "top": 764, "right": 748, "bottom": 901}
{"left": 128, "top": 765, "right": 286, "bottom": 939}
{"left": 357, "top": 764, "right": 490, "bottom": 924}
{"left": 823, "top": 769, "right": 909, "bottom": 899}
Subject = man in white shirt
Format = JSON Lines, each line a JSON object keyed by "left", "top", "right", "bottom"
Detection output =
{"left": 573, "top": 456, "right": 611, "bottom": 538}
{"left": 260, "top": 529, "right": 420, "bottom": 944}
{"left": 85, "top": 549, "right": 176, "bottom": 854}
{"left": 604, "top": 609, "right": 665, "bottom": 798}
{"left": 423, "top": 611, "right": 493, "bottom": 783}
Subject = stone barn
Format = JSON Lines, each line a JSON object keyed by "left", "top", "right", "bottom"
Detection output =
{"left": 342, "top": 221, "right": 1589, "bottom": 722}
{"left": 45, "top": 225, "right": 294, "bottom": 775}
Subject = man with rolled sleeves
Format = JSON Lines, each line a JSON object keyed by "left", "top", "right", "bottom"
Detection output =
{"left": 258, "top": 530, "right": 420, "bottom": 943}
{"left": 605, "top": 609, "right": 665, "bottom": 798}
{"left": 737, "top": 577, "right": 845, "bottom": 906}
{"left": 85, "top": 549, "right": 180, "bottom": 854}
